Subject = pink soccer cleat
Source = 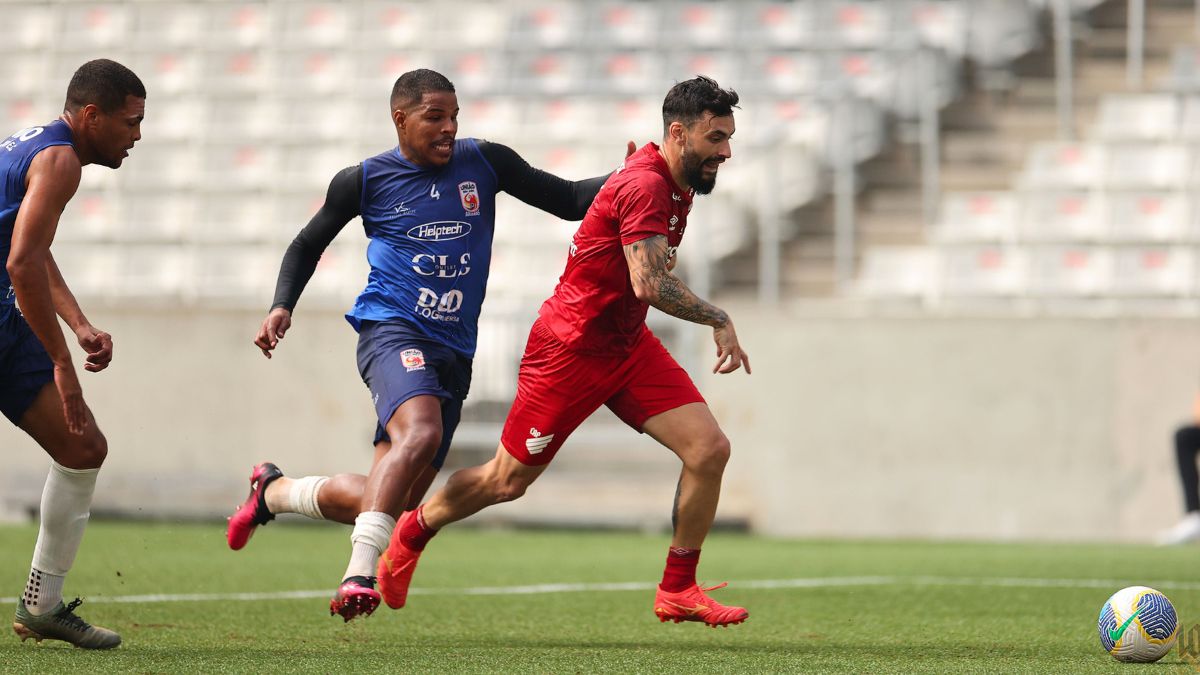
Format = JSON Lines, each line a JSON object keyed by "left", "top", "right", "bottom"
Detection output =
{"left": 329, "top": 577, "right": 380, "bottom": 622}
{"left": 226, "top": 462, "right": 283, "bottom": 550}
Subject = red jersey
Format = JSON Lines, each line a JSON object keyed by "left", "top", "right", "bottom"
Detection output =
{"left": 539, "top": 143, "right": 693, "bottom": 355}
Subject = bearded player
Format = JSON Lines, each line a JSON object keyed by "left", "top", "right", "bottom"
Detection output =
{"left": 374, "top": 76, "right": 752, "bottom": 628}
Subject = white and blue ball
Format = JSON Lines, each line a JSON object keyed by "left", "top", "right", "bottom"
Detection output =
{"left": 1098, "top": 586, "right": 1178, "bottom": 663}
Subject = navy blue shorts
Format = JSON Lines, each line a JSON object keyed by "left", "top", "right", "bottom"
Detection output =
{"left": 0, "top": 302, "right": 54, "bottom": 426}
{"left": 356, "top": 320, "right": 472, "bottom": 470}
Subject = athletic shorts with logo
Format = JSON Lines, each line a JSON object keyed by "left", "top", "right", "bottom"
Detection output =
{"left": 500, "top": 318, "right": 705, "bottom": 465}
{"left": 356, "top": 319, "right": 472, "bottom": 469}
{"left": 0, "top": 302, "right": 54, "bottom": 425}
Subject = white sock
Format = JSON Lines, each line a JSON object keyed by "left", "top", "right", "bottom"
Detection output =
{"left": 343, "top": 511, "right": 394, "bottom": 581}
{"left": 22, "top": 568, "right": 65, "bottom": 616}
{"left": 25, "top": 462, "right": 98, "bottom": 614}
{"left": 288, "top": 476, "right": 328, "bottom": 520}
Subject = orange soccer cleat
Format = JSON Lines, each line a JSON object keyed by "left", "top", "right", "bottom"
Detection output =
{"left": 654, "top": 582, "right": 749, "bottom": 627}
{"left": 376, "top": 510, "right": 424, "bottom": 609}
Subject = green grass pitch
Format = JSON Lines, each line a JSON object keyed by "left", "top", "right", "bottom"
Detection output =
{"left": 0, "top": 521, "right": 1197, "bottom": 673}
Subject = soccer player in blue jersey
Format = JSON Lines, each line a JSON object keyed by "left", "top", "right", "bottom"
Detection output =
{"left": 4, "top": 59, "right": 144, "bottom": 649}
{"left": 226, "top": 69, "right": 625, "bottom": 621}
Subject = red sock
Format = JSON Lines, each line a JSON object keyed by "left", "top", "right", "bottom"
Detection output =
{"left": 659, "top": 546, "right": 701, "bottom": 592}
{"left": 398, "top": 505, "right": 438, "bottom": 551}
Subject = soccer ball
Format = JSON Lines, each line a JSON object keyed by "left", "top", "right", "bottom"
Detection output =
{"left": 1098, "top": 586, "right": 1179, "bottom": 663}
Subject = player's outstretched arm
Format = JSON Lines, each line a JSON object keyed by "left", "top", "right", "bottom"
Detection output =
{"left": 255, "top": 165, "right": 361, "bottom": 359}
{"left": 7, "top": 145, "right": 90, "bottom": 432}
{"left": 46, "top": 251, "right": 112, "bottom": 373}
{"left": 624, "top": 234, "right": 751, "bottom": 375}
{"left": 479, "top": 141, "right": 634, "bottom": 221}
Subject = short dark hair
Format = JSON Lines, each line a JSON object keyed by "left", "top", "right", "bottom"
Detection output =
{"left": 390, "top": 69, "right": 456, "bottom": 111}
{"left": 63, "top": 59, "right": 146, "bottom": 114}
{"left": 662, "top": 75, "right": 739, "bottom": 134}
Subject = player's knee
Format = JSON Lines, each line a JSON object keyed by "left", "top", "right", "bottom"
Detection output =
{"left": 390, "top": 425, "right": 442, "bottom": 465}
{"left": 486, "top": 469, "right": 535, "bottom": 504}
{"left": 687, "top": 430, "right": 730, "bottom": 477}
{"left": 69, "top": 428, "right": 108, "bottom": 470}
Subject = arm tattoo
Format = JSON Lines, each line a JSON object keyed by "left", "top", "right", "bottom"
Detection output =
{"left": 625, "top": 235, "right": 729, "bottom": 327}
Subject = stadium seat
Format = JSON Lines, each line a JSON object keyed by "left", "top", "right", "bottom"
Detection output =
{"left": 590, "top": 50, "right": 668, "bottom": 96}
{"left": 1105, "top": 192, "right": 1191, "bottom": 243}
{"left": 1018, "top": 191, "right": 1106, "bottom": 242}
{"left": 662, "top": 2, "right": 739, "bottom": 48}
{"left": 194, "top": 190, "right": 277, "bottom": 243}
{"left": 935, "top": 191, "right": 1019, "bottom": 243}
{"left": 434, "top": 50, "right": 508, "bottom": 97}
{"left": 937, "top": 245, "right": 1026, "bottom": 296}
{"left": 192, "top": 245, "right": 276, "bottom": 305}
{"left": 353, "top": 49, "right": 438, "bottom": 99}
{"left": 509, "top": 51, "right": 589, "bottom": 96}
{"left": 740, "top": 52, "right": 824, "bottom": 97}
{"left": 113, "top": 191, "right": 192, "bottom": 243}
{"left": 59, "top": 4, "right": 132, "bottom": 49}
{"left": 132, "top": 3, "right": 204, "bottom": 48}
{"left": 821, "top": 1, "right": 895, "bottom": 49}
{"left": 1110, "top": 246, "right": 1195, "bottom": 297}
{"left": 359, "top": 3, "right": 428, "bottom": 48}
{"left": 856, "top": 246, "right": 936, "bottom": 298}
{"left": 0, "top": 6, "right": 54, "bottom": 52}
{"left": 737, "top": 2, "right": 818, "bottom": 49}
{"left": 1105, "top": 144, "right": 1191, "bottom": 190}
{"left": 509, "top": 2, "right": 585, "bottom": 50}
{"left": 1025, "top": 245, "right": 1112, "bottom": 296}
{"left": 275, "top": 49, "right": 354, "bottom": 96}
{"left": 131, "top": 49, "right": 203, "bottom": 97}
{"left": 204, "top": 3, "right": 270, "bottom": 48}
{"left": 434, "top": 2, "right": 511, "bottom": 49}
{"left": 665, "top": 51, "right": 742, "bottom": 93}
{"left": 49, "top": 244, "right": 118, "bottom": 302}
{"left": 1020, "top": 142, "right": 1104, "bottom": 190}
{"left": 279, "top": 3, "right": 350, "bottom": 48}
{"left": 1093, "top": 94, "right": 1180, "bottom": 142}
{"left": 58, "top": 190, "right": 117, "bottom": 243}
{"left": 202, "top": 50, "right": 273, "bottom": 95}
{"left": 202, "top": 142, "right": 279, "bottom": 190}
{"left": 459, "top": 96, "right": 524, "bottom": 142}
{"left": 111, "top": 245, "right": 192, "bottom": 302}
{"left": 586, "top": 2, "right": 660, "bottom": 49}
{"left": 907, "top": 0, "right": 969, "bottom": 56}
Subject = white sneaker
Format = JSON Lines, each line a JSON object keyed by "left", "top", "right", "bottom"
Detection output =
{"left": 1156, "top": 511, "right": 1200, "bottom": 546}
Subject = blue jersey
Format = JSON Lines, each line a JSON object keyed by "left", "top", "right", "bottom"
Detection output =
{"left": 0, "top": 120, "right": 74, "bottom": 307}
{"left": 348, "top": 138, "right": 499, "bottom": 358}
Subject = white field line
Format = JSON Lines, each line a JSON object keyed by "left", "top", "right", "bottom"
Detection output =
{"left": 3, "top": 575, "right": 1200, "bottom": 606}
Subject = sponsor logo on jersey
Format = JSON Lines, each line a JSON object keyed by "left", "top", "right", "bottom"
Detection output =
{"left": 414, "top": 287, "right": 464, "bottom": 323}
{"left": 458, "top": 181, "right": 480, "bottom": 216}
{"left": 411, "top": 252, "right": 472, "bottom": 278}
{"left": 407, "top": 221, "right": 472, "bottom": 242}
{"left": 400, "top": 348, "right": 426, "bottom": 372}
{"left": 526, "top": 428, "right": 554, "bottom": 455}
{"left": 393, "top": 201, "right": 414, "bottom": 215}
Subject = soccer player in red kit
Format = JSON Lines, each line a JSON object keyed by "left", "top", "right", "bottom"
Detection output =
{"left": 375, "top": 76, "right": 751, "bottom": 627}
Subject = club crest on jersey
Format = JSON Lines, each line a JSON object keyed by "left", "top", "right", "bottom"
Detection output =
{"left": 400, "top": 348, "right": 426, "bottom": 372}
{"left": 458, "top": 181, "right": 480, "bottom": 216}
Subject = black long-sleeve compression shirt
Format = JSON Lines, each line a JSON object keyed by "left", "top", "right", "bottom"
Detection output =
{"left": 269, "top": 140, "right": 611, "bottom": 312}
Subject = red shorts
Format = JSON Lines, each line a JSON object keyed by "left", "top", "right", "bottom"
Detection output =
{"left": 500, "top": 318, "right": 705, "bottom": 465}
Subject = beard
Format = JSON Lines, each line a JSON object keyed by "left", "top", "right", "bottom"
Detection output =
{"left": 681, "top": 143, "right": 718, "bottom": 195}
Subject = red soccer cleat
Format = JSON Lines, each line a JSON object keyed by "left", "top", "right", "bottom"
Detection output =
{"left": 329, "top": 577, "right": 380, "bottom": 622}
{"left": 376, "top": 510, "right": 424, "bottom": 609}
{"left": 654, "top": 582, "right": 749, "bottom": 627}
{"left": 226, "top": 462, "right": 283, "bottom": 550}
